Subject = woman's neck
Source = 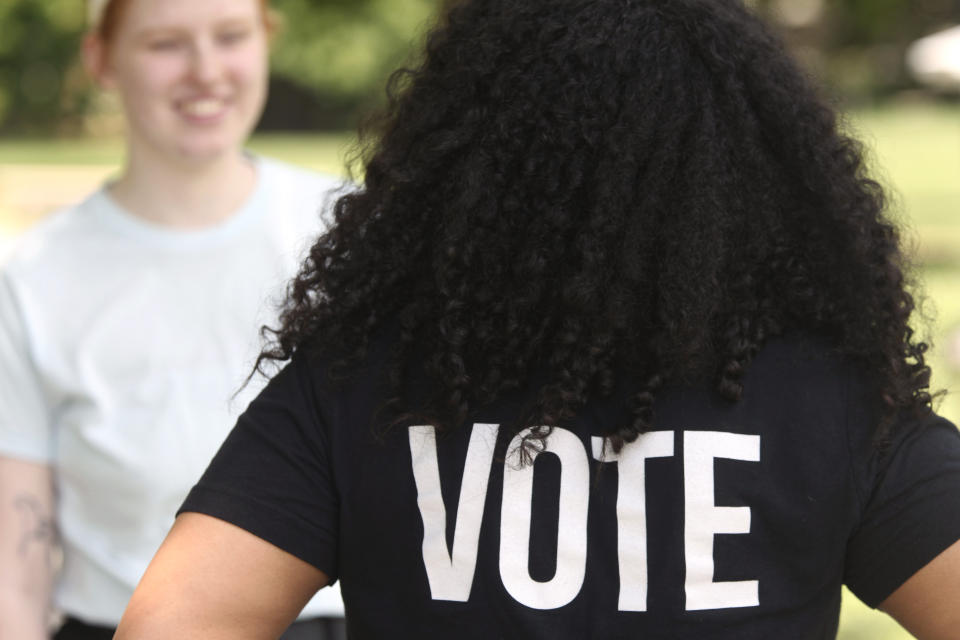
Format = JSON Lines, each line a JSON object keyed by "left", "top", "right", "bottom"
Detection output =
{"left": 109, "top": 149, "right": 258, "bottom": 229}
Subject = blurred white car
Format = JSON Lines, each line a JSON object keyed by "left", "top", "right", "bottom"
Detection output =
{"left": 907, "top": 25, "right": 960, "bottom": 89}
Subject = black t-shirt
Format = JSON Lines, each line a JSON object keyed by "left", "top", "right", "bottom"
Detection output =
{"left": 181, "top": 336, "right": 960, "bottom": 639}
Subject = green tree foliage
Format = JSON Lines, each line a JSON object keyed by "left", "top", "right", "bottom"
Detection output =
{"left": 271, "top": 0, "right": 435, "bottom": 99}
{"left": 263, "top": 0, "right": 438, "bottom": 128}
{"left": 0, "top": 0, "right": 955, "bottom": 134}
{"left": 831, "top": 0, "right": 956, "bottom": 46}
{"left": 0, "top": 0, "right": 87, "bottom": 134}
{"left": 0, "top": 0, "right": 438, "bottom": 134}
{"left": 751, "top": 0, "right": 960, "bottom": 97}
{"left": 751, "top": 0, "right": 957, "bottom": 43}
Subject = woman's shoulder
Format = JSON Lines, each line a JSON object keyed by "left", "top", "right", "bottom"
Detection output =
{"left": 1, "top": 189, "right": 110, "bottom": 280}
{"left": 256, "top": 156, "right": 345, "bottom": 198}
{"left": 741, "top": 332, "right": 880, "bottom": 430}
{"left": 750, "top": 332, "right": 856, "bottom": 382}
{"left": 755, "top": 332, "right": 952, "bottom": 452}
{"left": 253, "top": 156, "right": 349, "bottom": 236}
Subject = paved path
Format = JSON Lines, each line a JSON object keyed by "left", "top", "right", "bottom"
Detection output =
{"left": 0, "top": 164, "right": 116, "bottom": 231}
{"left": 1, "top": 163, "right": 116, "bottom": 260}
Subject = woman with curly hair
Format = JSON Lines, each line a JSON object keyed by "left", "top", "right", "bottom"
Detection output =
{"left": 117, "top": 0, "right": 960, "bottom": 637}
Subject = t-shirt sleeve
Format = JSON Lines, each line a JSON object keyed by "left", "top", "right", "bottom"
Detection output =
{"left": 0, "top": 273, "right": 53, "bottom": 462}
{"left": 178, "top": 352, "right": 340, "bottom": 582}
{"left": 844, "top": 411, "right": 960, "bottom": 607}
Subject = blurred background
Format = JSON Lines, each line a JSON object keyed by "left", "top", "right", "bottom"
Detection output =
{"left": 0, "top": 1, "right": 957, "bottom": 638}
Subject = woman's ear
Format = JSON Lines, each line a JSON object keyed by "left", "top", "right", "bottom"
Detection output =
{"left": 82, "top": 32, "right": 116, "bottom": 90}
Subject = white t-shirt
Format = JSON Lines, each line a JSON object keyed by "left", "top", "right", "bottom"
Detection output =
{"left": 0, "top": 157, "right": 345, "bottom": 624}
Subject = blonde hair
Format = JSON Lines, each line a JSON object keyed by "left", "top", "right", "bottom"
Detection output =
{"left": 87, "top": 0, "right": 109, "bottom": 27}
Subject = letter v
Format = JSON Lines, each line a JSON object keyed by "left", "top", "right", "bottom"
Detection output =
{"left": 409, "top": 423, "right": 500, "bottom": 601}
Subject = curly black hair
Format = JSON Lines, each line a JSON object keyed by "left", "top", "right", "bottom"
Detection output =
{"left": 260, "top": 0, "right": 934, "bottom": 452}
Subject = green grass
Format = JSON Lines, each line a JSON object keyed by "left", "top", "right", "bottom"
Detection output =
{"left": 848, "top": 104, "right": 960, "bottom": 211}
{"left": 839, "top": 588, "right": 909, "bottom": 640}
{"left": 849, "top": 105, "right": 960, "bottom": 431}
{"left": 1, "top": 103, "right": 958, "bottom": 639}
{"left": 0, "top": 131, "right": 356, "bottom": 174}
{"left": 839, "top": 104, "right": 960, "bottom": 640}
{"left": 0, "top": 136, "right": 126, "bottom": 165}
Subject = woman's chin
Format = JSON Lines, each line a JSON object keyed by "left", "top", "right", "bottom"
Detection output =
{"left": 173, "top": 140, "right": 246, "bottom": 165}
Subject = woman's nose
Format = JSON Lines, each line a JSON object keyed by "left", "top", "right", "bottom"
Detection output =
{"left": 188, "top": 39, "right": 223, "bottom": 84}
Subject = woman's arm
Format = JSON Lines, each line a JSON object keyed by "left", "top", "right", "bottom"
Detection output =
{"left": 0, "top": 456, "right": 56, "bottom": 640}
{"left": 115, "top": 512, "right": 328, "bottom": 640}
{"left": 879, "top": 538, "right": 960, "bottom": 640}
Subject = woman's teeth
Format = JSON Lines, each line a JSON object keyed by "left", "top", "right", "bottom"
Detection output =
{"left": 182, "top": 99, "right": 224, "bottom": 117}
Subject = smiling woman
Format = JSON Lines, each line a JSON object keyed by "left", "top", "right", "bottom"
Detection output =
{"left": 0, "top": 0, "right": 346, "bottom": 638}
{"left": 81, "top": 0, "right": 271, "bottom": 224}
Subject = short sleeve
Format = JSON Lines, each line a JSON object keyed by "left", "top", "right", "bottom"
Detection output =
{"left": 844, "top": 413, "right": 960, "bottom": 607}
{"left": 178, "top": 353, "right": 340, "bottom": 582}
{"left": 0, "top": 273, "right": 53, "bottom": 462}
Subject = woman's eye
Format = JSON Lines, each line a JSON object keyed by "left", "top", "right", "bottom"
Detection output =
{"left": 148, "top": 39, "right": 183, "bottom": 51}
{"left": 218, "top": 30, "right": 250, "bottom": 46}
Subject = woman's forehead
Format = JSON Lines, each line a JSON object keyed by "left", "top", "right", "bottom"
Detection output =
{"left": 117, "top": 0, "right": 261, "bottom": 33}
